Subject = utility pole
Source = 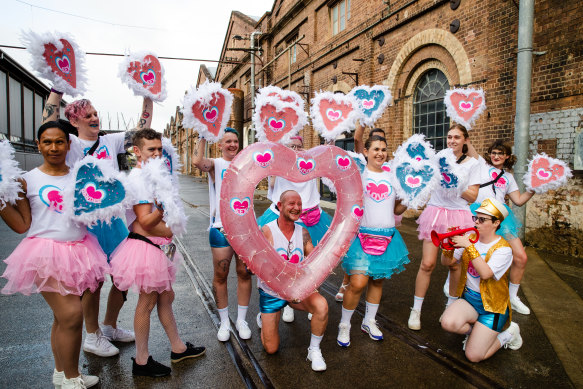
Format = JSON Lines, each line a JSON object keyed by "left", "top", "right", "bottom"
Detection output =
{"left": 250, "top": 31, "right": 262, "bottom": 144}
{"left": 513, "top": 0, "right": 535, "bottom": 240}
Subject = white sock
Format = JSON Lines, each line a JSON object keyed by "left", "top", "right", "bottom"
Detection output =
{"left": 237, "top": 305, "right": 248, "bottom": 323}
{"left": 340, "top": 307, "right": 355, "bottom": 325}
{"left": 309, "top": 333, "right": 323, "bottom": 350}
{"left": 509, "top": 282, "right": 520, "bottom": 299}
{"left": 497, "top": 330, "right": 513, "bottom": 347}
{"left": 446, "top": 296, "right": 459, "bottom": 307}
{"left": 364, "top": 301, "right": 379, "bottom": 322}
{"left": 218, "top": 307, "right": 229, "bottom": 324}
{"left": 413, "top": 296, "right": 424, "bottom": 311}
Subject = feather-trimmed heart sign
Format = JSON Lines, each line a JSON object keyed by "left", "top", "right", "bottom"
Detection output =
{"left": 349, "top": 85, "right": 392, "bottom": 127}
{"left": 393, "top": 134, "right": 435, "bottom": 162}
{"left": 390, "top": 157, "right": 439, "bottom": 210}
{"left": 524, "top": 153, "right": 572, "bottom": 193}
{"left": 22, "top": 31, "right": 87, "bottom": 97}
{"left": 119, "top": 52, "right": 167, "bottom": 102}
{"left": 182, "top": 81, "right": 233, "bottom": 144}
{"left": 444, "top": 88, "right": 486, "bottom": 129}
{"left": 253, "top": 86, "right": 307, "bottom": 144}
{"left": 310, "top": 92, "right": 360, "bottom": 142}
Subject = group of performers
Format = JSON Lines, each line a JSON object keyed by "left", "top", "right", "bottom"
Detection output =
{"left": 0, "top": 95, "right": 538, "bottom": 387}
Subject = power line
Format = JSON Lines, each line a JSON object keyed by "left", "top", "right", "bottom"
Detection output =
{"left": 15, "top": 0, "right": 168, "bottom": 31}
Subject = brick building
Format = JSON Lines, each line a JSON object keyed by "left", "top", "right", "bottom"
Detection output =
{"left": 169, "top": 1, "right": 583, "bottom": 257}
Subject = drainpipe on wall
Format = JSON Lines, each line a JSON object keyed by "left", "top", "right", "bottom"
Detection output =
{"left": 250, "top": 31, "right": 262, "bottom": 144}
{"left": 513, "top": 0, "right": 535, "bottom": 240}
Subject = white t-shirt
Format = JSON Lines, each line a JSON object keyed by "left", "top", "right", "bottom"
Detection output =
{"left": 475, "top": 156, "right": 519, "bottom": 204}
{"left": 361, "top": 168, "right": 396, "bottom": 229}
{"left": 208, "top": 158, "right": 230, "bottom": 229}
{"left": 66, "top": 132, "right": 126, "bottom": 170}
{"left": 257, "top": 220, "right": 305, "bottom": 298}
{"left": 427, "top": 156, "right": 480, "bottom": 210}
{"left": 454, "top": 237, "right": 513, "bottom": 293}
{"left": 268, "top": 177, "right": 321, "bottom": 214}
{"left": 125, "top": 167, "right": 155, "bottom": 229}
{"left": 24, "top": 168, "right": 86, "bottom": 242}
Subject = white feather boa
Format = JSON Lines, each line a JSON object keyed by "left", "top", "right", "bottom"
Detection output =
{"left": 252, "top": 89, "right": 308, "bottom": 144}
{"left": 118, "top": 50, "right": 167, "bottom": 102}
{"left": 523, "top": 153, "right": 573, "bottom": 194}
{"left": 0, "top": 140, "right": 24, "bottom": 209}
{"left": 310, "top": 91, "right": 360, "bottom": 142}
{"left": 139, "top": 158, "right": 187, "bottom": 236}
{"left": 349, "top": 85, "right": 392, "bottom": 127}
{"left": 393, "top": 133, "right": 435, "bottom": 161}
{"left": 21, "top": 30, "right": 88, "bottom": 97}
{"left": 444, "top": 87, "right": 486, "bottom": 129}
{"left": 390, "top": 155, "right": 440, "bottom": 210}
{"left": 64, "top": 156, "right": 133, "bottom": 227}
{"left": 181, "top": 81, "right": 233, "bottom": 144}
{"left": 433, "top": 148, "right": 470, "bottom": 198}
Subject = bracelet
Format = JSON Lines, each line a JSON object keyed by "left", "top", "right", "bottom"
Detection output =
{"left": 50, "top": 88, "right": 63, "bottom": 95}
{"left": 466, "top": 244, "right": 480, "bottom": 260}
{"left": 155, "top": 202, "right": 164, "bottom": 212}
{"left": 442, "top": 249, "right": 455, "bottom": 259}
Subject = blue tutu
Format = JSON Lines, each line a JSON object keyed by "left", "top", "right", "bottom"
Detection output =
{"left": 256, "top": 207, "right": 333, "bottom": 246}
{"left": 342, "top": 226, "right": 410, "bottom": 280}
{"left": 88, "top": 217, "right": 129, "bottom": 259}
{"left": 470, "top": 203, "right": 521, "bottom": 240}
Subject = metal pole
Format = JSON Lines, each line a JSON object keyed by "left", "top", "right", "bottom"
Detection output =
{"left": 513, "top": 0, "right": 535, "bottom": 240}
{"left": 250, "top": 31, "right": 262, "bottom": 144}
{"left": 186, "top": 128, "right": 190, "bottom": 175}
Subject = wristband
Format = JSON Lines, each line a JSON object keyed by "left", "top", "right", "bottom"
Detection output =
{"left": 155, "top": 202, "right": 164, "bottom": 212}
{"left": 50, "top": 87, "right": 63, "bottom": 95}
{"left": 442, "top": 249, "right": 454, "bottom": 259}
{"left": 466, "top": 244, "right": 480, "bottom": 260}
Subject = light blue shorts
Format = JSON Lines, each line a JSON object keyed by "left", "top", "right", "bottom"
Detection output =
{"left": 259, "top": 288, "right": 288, "bottom": 314}
{"left": 209, "top": 227, "right": 230, "bottom": 248}
{"left": 462, "top": 287, "right": 509, "bottom": 332}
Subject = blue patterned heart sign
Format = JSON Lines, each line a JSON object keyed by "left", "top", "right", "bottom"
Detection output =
{"left": 162, "top": 149, "right": 173, "bottom": 174}
{"left": 438, "top": 156, "right": 459, "bottom": 189}
{"left": 392, "top": 160, "right": 438, "bottom": 210}
{"left": 406, "top": 142, "right": 431, "bottom": 161}
{"left": 74, "top": 164, "right": 126, "bottom": 215}
{"left": 349, "top": 85, "right": 392, "bottom": 126}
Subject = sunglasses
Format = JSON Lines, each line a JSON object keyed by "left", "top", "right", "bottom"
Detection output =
{"left": 472, "top": 215, "right": 494, "bottom": 224}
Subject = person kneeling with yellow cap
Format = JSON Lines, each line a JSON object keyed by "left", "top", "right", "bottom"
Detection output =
{"left": 440, "top": 198, "right": 523, "bottom": 362}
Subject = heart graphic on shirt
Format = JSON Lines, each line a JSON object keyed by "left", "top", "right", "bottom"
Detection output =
{"left": 220, "top": 142, "right": 363, "bottom": 301}
{"left": 42, "top": 39, "right": 77, "bottom": 89}
{"left": 39, "top": 185, "right": 65, "bottom": 213}
{"left": 365, "top": 179, "right": 392, "bottom": 202}
{"left": 381, "top": 163, "right": 391, "bottom": 172}
{"left": 277, "top": 248, "right": 303, "bottom": 264}
{"left": 253, "top": 150, "right": 274, "bottom": 168}
{"left": 438, "top": 157, "right": 460, "bottom": 189}
{"left": 489, "top": 169, "right": 507, "bottom": 188}
{"left": 230, "top": 197, "right": 250, "bottom": 216}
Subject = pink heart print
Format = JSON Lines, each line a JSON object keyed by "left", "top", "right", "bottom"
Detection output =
{"left": 490, "top": 170, "right": 507, "bottom": 187}
{"left": 336, "top": 155, "right": 351, "bottom": 171}
{"left": 47, "top": 189, "right": 64, "bottom": 212}
{"left": 203, "top": 106, "right": 219, "bottom": 123}
{"left": 253, "top": 150, "right": 274, "bottom": 168}
{"left": 297, "top": 157, "right": 316, "bottom": 175}
{"left": 366, "top": 181, "right": 391, "bottom": 202}
{"left": 351, "top": 205, "right": 364, "bottom": 220}
{"left": 230, "top": 197, "right": 250, "bottom": 216}
{"left": 82, "top": 184, "right": 104, "bottom": 204}
{"left": 128, "top": 55, "right": 162, "bottom": 95}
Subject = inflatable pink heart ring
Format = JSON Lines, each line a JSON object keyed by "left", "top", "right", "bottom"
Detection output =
{"left": 220, "top": 142, "right": 363, "bottom": 301}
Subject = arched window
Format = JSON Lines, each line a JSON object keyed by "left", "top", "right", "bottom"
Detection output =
{"left": 413, "top": 69, "right": 450, "bottom": 151}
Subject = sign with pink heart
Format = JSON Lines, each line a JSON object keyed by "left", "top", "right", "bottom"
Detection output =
{"left": 444, "top": 88, "right": 486, "bottom": 129}
{"left": 310, "top": 91, "right": 360, "bottom": 142}
{"left": 220, "top": 142, "right": 363, "bottom": 301}
{"left": 119, "top": 51, "right": 167, "bottom": 102}
{"left": 253, "top": 86, "right": 307, "bottom": 144}
{"left": 23, "top": 31, "right": 88, "bottom": 97}
{"left": 524, "top": 153, "right": 572, "bottom": 194}
{"left": 182, "top": 81, "right": 234, "bottom": 144}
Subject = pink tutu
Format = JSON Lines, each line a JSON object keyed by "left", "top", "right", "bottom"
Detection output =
{"left": 1, "top": 234, "right": 108, "bottom": 296}
{"left": 109, "top": 236, "right": 180, "bottom": 294}
{"left": 416, "top": 205, "right": 474, "bottom": 240}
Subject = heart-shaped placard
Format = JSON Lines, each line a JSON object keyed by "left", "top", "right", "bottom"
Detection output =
{"left": 0, "top": 140, "right": 24, "bottom": 210}
{"left": 349, "top": 85, "right": 392, "bottom": 126}
{"left": 22, "top": 31, "right": 87, "bottom": 97}
{"left": 444, "top": 88, "right": 486, "bottom": 129}
{"left": 253, "top": 87, "right": 308, "bottom": 144}
{"left": 524, "top": 153, "right": 572, "bottom": 194}
{"left": 394, "top": 133, "right": 435, "bottom": 162}
{"left": 182, "top": 81, "right": 234, "bottom": 144}
{"left": 310, "top": 91, "right": 360, "bottom": 142}
{"left": 220, "top": 142, "right": 363, "bottom": 301}
{"left": 64, "top": 156, "right": 130, "bottom": 227}
{"left": 390, "top": 159, "right": 439, "bottom": 210}
{"left": 119, "top": 51, "right": 167, "bottom": 102}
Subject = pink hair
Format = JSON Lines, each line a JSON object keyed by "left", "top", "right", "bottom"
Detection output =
{"left": 290, "top": 136, "right": 303, "bottom": 144}
{"left": 64, "top": 99, "right": 92, "bottom": 122}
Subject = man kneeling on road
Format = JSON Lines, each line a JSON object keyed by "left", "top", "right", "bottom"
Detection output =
{"left": 256, "top": 190, "right": 329, "bottom": 372}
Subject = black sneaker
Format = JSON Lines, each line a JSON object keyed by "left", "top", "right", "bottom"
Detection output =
{"left": 132, "top": 356, "right": 171, "bottom": 377}
{"left": 171, "top": 342, "right": 206, "bottom": 363}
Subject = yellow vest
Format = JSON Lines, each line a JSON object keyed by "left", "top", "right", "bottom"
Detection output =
{"left": 456, "top": 237, "right": 512, "bottom": 319}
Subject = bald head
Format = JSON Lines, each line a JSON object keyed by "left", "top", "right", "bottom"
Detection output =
{"left": 280, "top": 190, "right": 300, "bottom": 205}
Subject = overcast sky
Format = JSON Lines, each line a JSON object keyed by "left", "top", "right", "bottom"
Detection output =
{"left": 1, "top": 0, "right": 273, "bottom": 132}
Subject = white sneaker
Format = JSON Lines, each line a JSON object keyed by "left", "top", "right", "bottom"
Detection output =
{"left": 53, "top": 370, "right": 98, "bottom": 388}
{"left": 307, "top": 313, "right": 313, "bottom": 321}
{"left": 256, "top": 313, "right": 262, "bottom": 329}
{"left": 337, "top": 323, "right": 351, "bottom": 347}
{"left": 335, "top": 283, "right": 349, "bottom": 302}
{"left": 307, "top": 347, "right": 327, "bottom": 372}
{"left": 83, "top": 330, "right": 119, "bottom": 357}
{"left": 99, "top": 323, "right": 135, "bottom": 342}
{"left": 61, "top": 376, "right": 86, "bottom": 389}
{"left": 462, "top": 335, "right": 469, "bottom": 351}
{"left": 361, "top": 319, "right": 383, "bottom": 340}
{"left": 443, "top": 279, "right": 451, "bottom": 298}
{"left": 408, "top": 309, "right": 421, "bottom": 331}
{"left": 504, "top": 321, "right": 523, "bottom": 350}
{"left": 282, "top": 305, "right": 294, "bottom": 323}
{"left": 217, "top": 321, "right": 231, "bottom": 342}
{"left": 510, "top": 296, "right": 531, "bottom": 315}
{"left": 236, "top": 320, "right": 252, "bottom": 340}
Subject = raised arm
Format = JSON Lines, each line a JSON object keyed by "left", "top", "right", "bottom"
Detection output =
{"left": 0, "top": 180, "right": 31, "bottom": 234}
{"left": 507, "top": 189, "right": 534, "bottom": 207}
{"left": 42, "top": 91, "right": 63, "bottom": 124}
{"left": 192, "top": 137, "right": 214, "bottom": 173}
{"left": 466, "top": 138, "right": 479, "bottom": 159}
{"left": 137, "top": 97, "right": 153, "bottom": 130}
{"left": 354, "top": 123, "right": 366, "bottom": 154}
